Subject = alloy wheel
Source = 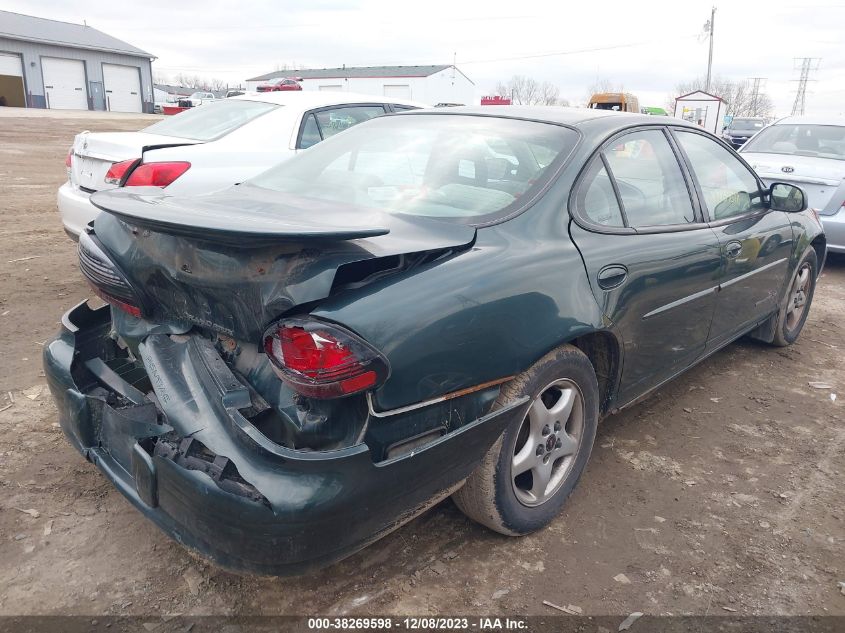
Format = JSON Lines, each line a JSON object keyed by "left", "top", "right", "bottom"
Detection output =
{"left": 511, "top": 378, "right": 585, "bottom": 507}
{"left": 785, "top": 262, "right": 812, "bottom": 332}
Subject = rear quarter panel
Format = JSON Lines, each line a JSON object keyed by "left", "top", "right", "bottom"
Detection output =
{"left": 312, "top": 200, "right": 607, "bottom": 412}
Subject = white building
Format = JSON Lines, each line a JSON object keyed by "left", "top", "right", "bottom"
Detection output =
{"left": 674, "top": 90, "right": 727, "bottom": 135}
{"left": 245, "top": 65, "right": 476, "bottom": 106}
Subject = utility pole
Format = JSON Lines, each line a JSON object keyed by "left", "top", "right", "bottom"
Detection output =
{"left": 705, "top": 6, "right": 716, "bottom": 92}
{"left": 791, "top": 58, "right": 820, "bottom": 116}
{"left": 749, "top": 77, "right": 765, "bottom": 117}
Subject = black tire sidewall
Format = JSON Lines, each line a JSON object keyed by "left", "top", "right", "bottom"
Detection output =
{"left": 491, "top": 349, "right": 599, "bottom": 535}
{"left": 778, "top": 249, "right": 818, "bottom": 345}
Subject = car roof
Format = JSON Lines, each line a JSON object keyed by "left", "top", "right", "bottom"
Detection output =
{"left": 394, "top": 105, "right": 700, "bottom": 131}
{"left": 771, "top": 115, "right": 845, "bottom": 127}
{"left": 230, "top": 90, "right": 426, "bottom": 110}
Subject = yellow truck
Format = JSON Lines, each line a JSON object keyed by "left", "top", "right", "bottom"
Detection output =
{"left": 588, "top": 92, "right": 640, "bottom": 113}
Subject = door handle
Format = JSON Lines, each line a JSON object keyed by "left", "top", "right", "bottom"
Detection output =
{"left": 597, "top": 264, "right": 628, "bottom": 290}
{"left": 725, "top": 241, "right": 743, "bottom": 259}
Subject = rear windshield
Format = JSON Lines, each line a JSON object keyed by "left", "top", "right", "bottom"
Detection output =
{"left": 729, "top": 118, "right": 765, "bottom": 130}
{"left": 248, "top": 114, "right": 578, "bottom": 224}
{"left": 742, "top": 123, "right": 845, "bottom": 160}
{"left": 143, "top": 99, "right": 278, "bottom": 141}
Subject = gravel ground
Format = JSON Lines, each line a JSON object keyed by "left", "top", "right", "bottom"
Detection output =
{"left": 0, "top": 110, "right": 843, "bottom": 617}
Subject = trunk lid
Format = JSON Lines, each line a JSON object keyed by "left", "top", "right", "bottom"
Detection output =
{"left": 70, "top": 131, "right": 201, "bottom": 192}
{"left": 742, "top": 152, "right": 845, "bottom": 213}
{"left": 88, "top": 186, "right": 476, "bottom": 341}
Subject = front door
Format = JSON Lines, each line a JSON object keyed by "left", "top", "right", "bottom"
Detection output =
{"left": 673, "top": 129, "right": 794, "bottom": 347}
{"left": 569, "top": 128, "right": 723, "bottom": 405}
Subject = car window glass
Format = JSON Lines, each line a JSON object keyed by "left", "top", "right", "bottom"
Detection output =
{"left": 249, "top": 115, "right": 578, "bottom": 224}
{"left": 143, "top": 99, "right": 278, "bottom": 142}
{"left": 314, "top": 106, "right": 387, "bottom": 140}
{"left": 741, "top": 124, "right": 845, "bottom": 160}
{"left": 577, "top": 159, "right": 625, "bottom": 227}
{"left": 299, "top": 114, "right": 322, "bottom": 149}
{"left": 676, "top": 131, "right": 764, "bottom": 220}
{"left": 602, "top": 130, "right": 695, "bottom": 227}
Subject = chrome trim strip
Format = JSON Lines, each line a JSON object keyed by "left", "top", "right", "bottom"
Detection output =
{"left": 719, "top": 257, "right": 787, "bottom": 289}
{"left": 642, "top": 287, "right": 716, "bottom": 319}
{"left": 642, "top": 257, "right": 788, "bottom": 320}
{"left": 367, "top": 376, "right": 513, "bottom": 418}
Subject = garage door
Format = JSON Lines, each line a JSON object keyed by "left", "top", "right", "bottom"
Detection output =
{"left": 383, "top": 85, "right": 412, "bottom": 99}
{"left": 0, "top": 53, "right": 25, "bottom": 108}
{"left": 42, "top": 57, "right": 88, "bottom": 110}
{"left": 102, "top": 63, "right": 142, "bottom": 113}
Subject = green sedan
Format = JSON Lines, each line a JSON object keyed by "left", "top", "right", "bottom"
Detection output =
{"left": 44, "top": 107, "right": 826, "bottom": 575}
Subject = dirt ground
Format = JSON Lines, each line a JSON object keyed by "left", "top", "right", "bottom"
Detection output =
{"left": 0, "top": 110, "right": 843, "bottom": 617}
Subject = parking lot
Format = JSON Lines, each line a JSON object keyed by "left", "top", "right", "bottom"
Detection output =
{"left": 0, "top": 111, "right": 843, "bottom": 617}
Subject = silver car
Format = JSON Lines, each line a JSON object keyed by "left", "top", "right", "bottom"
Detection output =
{"left": 741, "top": 115, "right": 845, "bottom": 253}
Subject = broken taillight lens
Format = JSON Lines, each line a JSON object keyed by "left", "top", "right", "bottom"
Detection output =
{"left": 263, "top": 318, "right": 389, "bottom": 399}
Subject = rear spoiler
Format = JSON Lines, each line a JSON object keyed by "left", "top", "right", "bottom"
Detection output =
{"left": 90, "top": 187, "right": 391, "bottom": 244}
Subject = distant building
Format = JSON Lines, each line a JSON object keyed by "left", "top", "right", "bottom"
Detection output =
{"left": 674, "top": 90, "right": 726, "bottom": 134}
{"left": 0, "top": 10, "right": 154, "bottom": 112}
{"left": 245, "top": 65, "right": 475, "bottom": 106}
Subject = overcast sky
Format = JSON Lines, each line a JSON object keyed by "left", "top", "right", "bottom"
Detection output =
{"left": 7, "top": 0, "right": 845, "bottom": 116}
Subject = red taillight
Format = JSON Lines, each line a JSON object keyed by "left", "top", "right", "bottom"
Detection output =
{"left": 263, "top": 318, "right": 389, "bottom": 399}
{"left": 88, "top": 284, "right": 142, "bottom": 318}
{"left": 124, "top": 162, "right": 190, "bottom": 187}
{"left": 104, "top": 158, "right": 140, "bottom": 185}
{"left": 65, "top": 149, "right": 73, "bottom": 168}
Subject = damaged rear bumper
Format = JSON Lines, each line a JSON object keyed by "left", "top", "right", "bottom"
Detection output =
{"left": 43, "top": 301, "right": 528, "bottom": 575}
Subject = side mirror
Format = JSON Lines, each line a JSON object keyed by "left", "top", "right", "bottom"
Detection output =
{"left": 769, "top": 182, "right": 807, "bottom": 213}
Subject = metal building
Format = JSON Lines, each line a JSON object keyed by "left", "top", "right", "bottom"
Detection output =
{"left": 0, "top": 10, "right": 154, "bottom": 112}
{"left": 245, "top": 65, "right": 476, "bottom": 106}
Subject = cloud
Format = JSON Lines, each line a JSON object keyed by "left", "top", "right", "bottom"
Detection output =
{"left": 6, "top": 0, "right": 844, "bottom": 115}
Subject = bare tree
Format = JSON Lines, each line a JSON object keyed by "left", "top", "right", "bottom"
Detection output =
{"left": 152, "top": 72, "right": 170, "bottom": 86}
{"left": 495, "top": 75, "right": 563, "bottom": 106}
{"left": 668, "top": 76, "right": 774, "bottom": 118}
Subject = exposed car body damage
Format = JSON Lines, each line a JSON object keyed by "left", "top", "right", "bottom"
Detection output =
{"left": 44, "top": 107, "right": 825, "bottom": 575}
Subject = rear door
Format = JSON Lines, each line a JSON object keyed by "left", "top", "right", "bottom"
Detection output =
{"left": 673, "top": 129, "right": 794, "bottom": 347}
{"left": 42, "top": 57, "right": 88, "bottom": 110}
{"left": 102, "top": 64, "right": 142, "bottom": 113}
{"left": 569, "top": 127, "right": 723, "bottom": 405}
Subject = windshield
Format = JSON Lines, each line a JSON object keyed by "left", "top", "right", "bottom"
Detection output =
{"left": 143, "top": 99, "right": 278, "bottom": 141}
{"left": 248, "top": 114, "right": 578, "bottom": 224}
{"left": 741, "top": 123, "right": 845, "bottom": 160}
{"left": 729, "top": 118, "right": 765, "bottom": 131}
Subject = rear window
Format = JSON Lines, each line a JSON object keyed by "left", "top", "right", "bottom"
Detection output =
{"left": 742, "top": 123, "right": 845, "bottom": 161}
{"left": 143, "top": 99, "right": 278, "bottom": 141}
{"left": 248, "top": 114, "right": 577, "bottom": 224}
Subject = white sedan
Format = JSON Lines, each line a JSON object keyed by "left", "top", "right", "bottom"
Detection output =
{"left": 58, "top": 91, "right": 423, "bottom": 238}
{"left": 740, "top": 115, "right": 845, "bottom": 253}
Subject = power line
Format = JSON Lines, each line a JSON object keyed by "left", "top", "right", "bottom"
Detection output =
{"left": 749, "top": 77, "right": 766, "bottom": 117}
{"left": 791, "top": 57, "right": 821, "bottom": 115}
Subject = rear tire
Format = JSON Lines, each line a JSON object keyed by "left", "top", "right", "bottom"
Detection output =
{"left": 453, "top": 344, "right": 599, "bottom": 535}
{"left": 771, "top": 249, "right": 817, "bottom": 347}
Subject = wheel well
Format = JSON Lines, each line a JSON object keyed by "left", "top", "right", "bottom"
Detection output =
{"left": 811, "top": 235, "right": 827, "bottom": 275}
{"left": 570, "top": 331, "right": 620, "bottom": 416}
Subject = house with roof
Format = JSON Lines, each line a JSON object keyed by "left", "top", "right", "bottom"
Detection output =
{"left": 0, "top": 9, "right": 154, "bottom": 112}
{"left": 245, "top": 65, "right": 476, "bottom": 106}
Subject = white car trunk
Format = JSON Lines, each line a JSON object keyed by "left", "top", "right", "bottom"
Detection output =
{"left": 70, "top": 131, "right": 200, "bottom": 192}
{"left": 741, "top": 152, "right": 845, "bottom": 214}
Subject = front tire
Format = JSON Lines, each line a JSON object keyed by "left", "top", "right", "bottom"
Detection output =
{"left": 771, "top": 249, "right": 817, "bottom": 347}
{"left": 453, "top": 344, "right": 599, "bottom": 535}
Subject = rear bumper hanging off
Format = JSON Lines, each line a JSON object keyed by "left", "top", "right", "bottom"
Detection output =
{"left": 43, "top": 301, "right": 528, "bottom": 575}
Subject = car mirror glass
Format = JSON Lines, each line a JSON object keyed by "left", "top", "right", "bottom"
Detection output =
{"left": 769, "top": 182, "right": 807, "bottom": 213}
